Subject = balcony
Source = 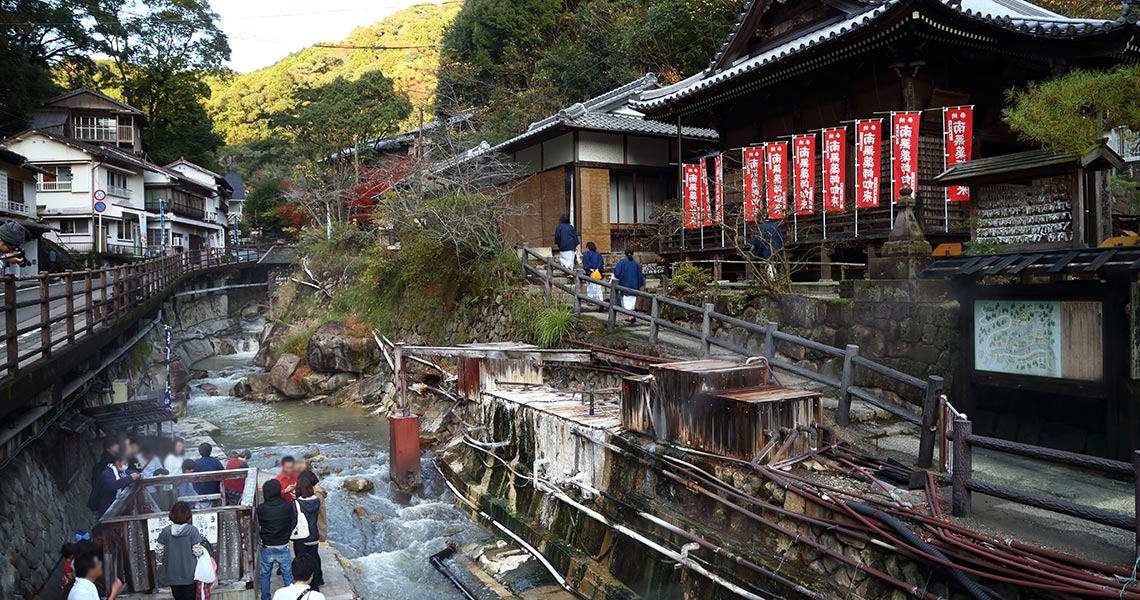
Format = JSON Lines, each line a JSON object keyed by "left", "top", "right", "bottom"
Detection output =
{"left": 1, "top": 201, "right": 31, "bottom": 217}
{"left": 145, "top": 198, "right": 205, "bottom": 220}
{"left": 108, "top": 185, "right": 131, "bottom": 198}
{"left": 38, "top": 181, "right": 72, "bottom": 192}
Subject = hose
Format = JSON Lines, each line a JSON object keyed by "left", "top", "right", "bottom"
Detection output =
{"left": 846, "top": 500, "right": 995, "bottom": 600}
{"left": 429, "top": 543, "right": 479, "bottom": 600}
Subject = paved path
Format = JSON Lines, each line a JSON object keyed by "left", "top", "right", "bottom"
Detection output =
{"left": 576, "top": 305, "right": 1137, "bottom": 565}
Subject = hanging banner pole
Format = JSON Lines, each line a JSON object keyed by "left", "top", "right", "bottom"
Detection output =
{"left": 943, "top": 107, "right": 950, "bottom": 233}
{"left": 888, "top": 112, "right": 896, "bottom": 225}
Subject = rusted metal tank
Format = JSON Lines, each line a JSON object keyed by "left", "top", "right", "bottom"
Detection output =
{"left": 622, "top": 359, "right": 821, "bottom": 462}
{"left": 389, "top": 414, "right": 421, "bottom": 489}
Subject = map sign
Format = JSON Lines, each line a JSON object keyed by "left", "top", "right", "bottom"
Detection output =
{"left": 147, "top": 512, "right": 219, "bottom": 550}
{"left": 974, "top": 300, "right": 1061, "bottom": 378}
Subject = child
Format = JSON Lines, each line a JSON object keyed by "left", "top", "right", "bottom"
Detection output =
{"left": 60, "top": 542, "right": 78, "bottom": 589}
{"left": 178, "top": 459, "right": 198, "bottom": 501}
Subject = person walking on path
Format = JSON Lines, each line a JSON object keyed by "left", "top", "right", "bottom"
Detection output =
{"left": 274, "top": 455, "right": 299, "bottom": 502}
{"left": 192, "top": 443, "right": 224, "bottom": 498}
{"left": 224, "top": 449, "right": 250, "bottom": 505}
{"left": 272, "top": 554, "right": 325, "bottom": 600}
{"left": 749, "top": 220, "right": 784, "bottom": 280}
{"left": 612, "top": 249, "right": 645, "bottom": 325}
{"left": 155, "top": 502, "right": 202, "bottom": 600}
{"left": 553, "top": 213, "right": 579, "bottom": 271}
{"left": 68, "top": 551, "right": 123, "bottom": 600}
{"left": 581, "top": 241, "right": 605, "bottom": 305}
{"left": 88, "top": 453, "right": 140, "bottom": 518}
{"left": 291, "top": 471, "right": 325, "bottom": 591}
{"left": 256, "top": 479, "right": 296, "bottom": 600}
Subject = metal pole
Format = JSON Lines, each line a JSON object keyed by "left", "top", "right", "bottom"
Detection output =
{"left": 678, "top": 114, "right": 686, "bottom": 256}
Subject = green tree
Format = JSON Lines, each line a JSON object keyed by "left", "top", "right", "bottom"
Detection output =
{"left": 1003, "top": 64, "right": 1140, "bottom": 156}
{"left": 273, "top": 71, "right": 413, "bottom": 161}
{"left": 243, "top": 178, "right": 286, "bottom": 237}
{"left": 90, "top": 0, "right": 230, "bottom": 165}
{"left": 1035, "top": 0, "right": 1120, "bottom": 18}
{"left": 0, "top": 0, "right": 109, "bottom": 134}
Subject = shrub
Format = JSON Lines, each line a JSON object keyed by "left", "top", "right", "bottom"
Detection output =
{"left": 668, "top": 263, "right": 715, "bottom": 297}
{"left": 533, "top": 305, "right": 576, "bottom": 348}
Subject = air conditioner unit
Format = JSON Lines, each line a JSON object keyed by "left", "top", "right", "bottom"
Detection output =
{"left": 112, "top": 379, "right": 130, "bottom": 404}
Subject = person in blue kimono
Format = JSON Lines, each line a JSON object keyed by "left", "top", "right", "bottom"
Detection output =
{"left": 611, "top": 249, "right": 645, "bottom": 325}
{"left": 749, "top": 220, "right": 784, "bottom": 280}
{"left": 581, "top": 241, "right": 605, "bottom": 305}
{"left": 553, "top": 214, "right": 579, "bottom": 271}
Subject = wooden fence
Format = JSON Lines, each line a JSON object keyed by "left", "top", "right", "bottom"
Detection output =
{"left": 521, "top": 246, "right": 945, "bottom": 468}
{"left": 0, "top": 248, "right": 259, "bottom": 379}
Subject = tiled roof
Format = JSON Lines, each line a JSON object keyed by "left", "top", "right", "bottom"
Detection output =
{"left": 633, "top": 0, "right": 1132, "bottom": 112}
{"left": 224, "top": 172, "right": 246, "bottom": 199}
{"left": 41, "top": 86, "right": 144, "bottom": 115}
{"left": 494, "top": 74, "right": 718, "bottom": 152}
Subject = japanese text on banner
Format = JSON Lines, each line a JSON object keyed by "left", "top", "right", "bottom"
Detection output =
{"left": 682, "top": 164, "right": 701, "bottom": 229}
{"left": 698, "top": 157, "right": 711, "bottom": 226}
{"left": 944, "top": 107, "right": 973, "bottom": 202}
{"left": 823, "top": 128, "right": 847, "bottom": 212}
{"left": 765, "top": 142, "right": 788, "bottom": 220}
{"left": 794, "top": 135, "right": 816, "bottom": 215}
{"left": 714, "top": 154, "right": 724, "bottom": 223}
{"left": 891, "top": 112, "right": 921, "bottom": 201}
{"left": 742, "top": 147, "right": 764, "bottom": 222}
{"left": 856, "top": 121, "right": 881, "bottom": 208}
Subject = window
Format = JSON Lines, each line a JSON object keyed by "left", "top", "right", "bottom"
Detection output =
{"left": 116, "top": 221, "right": 136, "bottom": 241}
{"left": 59, "top": 219, "right": 89, "bottom": 234}
{"left": 73, "top": 115, "right": 117, "bottom": 142}
{"left": 107, "top": 171, "right": 130, "bottom": 198}
{"left": 147, "top": 228, "right": 163, "bottom": 246}
{"left": 117, "top": 116, "right": 134, "bottom": 143}
{"left": 609, "top": 173, "right": 666, "bottom": 225}
{"left": 38, "top": 165, "right": 73, "bottom": 192}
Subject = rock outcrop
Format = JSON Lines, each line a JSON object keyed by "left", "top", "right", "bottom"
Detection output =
{"left": 306, "top": 321, "right": 380, "bottom": 374}
{"left": 269, "top": 353, "right": 307, "bottom": 399}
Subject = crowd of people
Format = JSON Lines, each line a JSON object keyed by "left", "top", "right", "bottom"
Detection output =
{"left": 72, "top": 437, "right": 328, "bottom": 600}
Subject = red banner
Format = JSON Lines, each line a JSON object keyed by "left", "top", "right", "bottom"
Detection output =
{"left": 856, "top": 120, "right": 881, "bottom": 208}
{"left": 764, "top": 142, "right": 788, "bottom": 220}
{"left": 682, "top": 164, "right": 701, "bottom": 229}
{"left": 698, "top": 157, "right": 711, "bottom": 226}
{"left": 793, "top": 135, "right": 816, "bottom": 215}
{"left": 714, "top": 153, "right": 724, "bottom": 223}
{"left": 944, "top": 107, "right": 973, "bottom": 202}
{"left": 822, "top": 127, "right": 847, "bottom": 212}
{"left": 742, "top": 147, "right": 763, "bottom": 222}
{"left": 891, "top": 111, "right": 920, "bottom": 201}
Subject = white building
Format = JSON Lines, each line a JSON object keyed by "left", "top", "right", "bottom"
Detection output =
{"left": 164, "top": 159, "right": 230, "bottom": 251}
{"left": 0, "top": 148, "right": 45, "bottom": 275}
{"left": 141, "top": 158, "right": 229, "bottom": 253}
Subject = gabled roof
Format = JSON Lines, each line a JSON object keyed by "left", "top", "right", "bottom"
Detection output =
{"left": 166, "top": 158, "right": 222, "bottom": 180}
{"left": 0, "top": 148, "right": 49, "bottom": 176}
{"left": 633, "top": 0, "right": 1137, "bottom": 115}
{"left": 224, "top": 172, "right": 246, "bottom": 199}
{"left": 40, "top": 86, "right": 144, "bottom": 116}
{"left": 494, "top": 74, "right": 718, "bottom": 153}
{"left": 934, "top": 145, "right": 1125, "bottom": 185}
{"left": 1, "top": 129, "right": 149, "bottom": 171}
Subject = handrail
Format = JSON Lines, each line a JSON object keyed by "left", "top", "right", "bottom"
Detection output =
{"left": 950, "top": 416, "right": 1140, "bottom": 560}
{"left": 520, "top": 245, "right": 945, "bottom": 469}
{"left": 0, "top": 247, "right": 262, "bottom": 380}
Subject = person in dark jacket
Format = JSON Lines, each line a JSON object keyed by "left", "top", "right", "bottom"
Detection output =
{"left": 256, "top": 479, "right": 295, "bottom": 600}
{"left": 291, "top": 472, "right": 324, "bottom": 591}
{"left": 612, "top": 249, "right": 645, "bottom": 325}
{"left": 553, "top": 213, "right": 579, "bottom": 271}
{"left": 581, "top": 241, "right": 605, "bottom": 305}
{"left": 156, "top": 502, "right": 201, "bottom": 600}
{"left": 192, "top": 443, "right": 224, "bottom": 497}
{"left": 91, "top": 438, "right": 120, "bottom": 487}
{"left": 749, "top": 220, "right": 784, "bottom": 280}
{"left": 88, "top": 453, "right": 140, "bottom": 518}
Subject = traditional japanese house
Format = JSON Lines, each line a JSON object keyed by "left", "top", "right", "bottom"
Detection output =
{"left": 631, "top": 0, "right": 1140, "bottom": 271}
{"left": 496, "top": 74, "right": 718, "bottom": 253}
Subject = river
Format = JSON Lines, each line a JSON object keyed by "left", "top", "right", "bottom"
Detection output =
{"left": 185, "top": 320, "right": 495, "bottom": 599}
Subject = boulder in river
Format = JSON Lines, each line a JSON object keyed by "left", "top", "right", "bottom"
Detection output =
{"left": 305, "top": 321, "right": 380, "bottom": 374}
{"left": 351, "top": 506, "right": 369, "bottom": 519}
{"left": 269, "top": 353, "right": 307, "bottom": 399}
{"left": 342, "top": 478, "right": 375, "bottom": 493}
{"left": 198, "top": 382, "right": 221, "bottom": 396}
{"left": 303, "top": 446, "right": 321, "bottom": 459}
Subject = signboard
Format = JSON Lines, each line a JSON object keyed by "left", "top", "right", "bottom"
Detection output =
{"left": 890, "top": 111, "right": 921, "bottom": 200}
{"left": 764, "top": 142, "right": 788, "bottom": 219}
{"left": 94, "top": 201, "right": 107, "bottom": 213}
{"left": 682, "top": 164, "right": 701, "bottom": 229}
{"left": 974, "top": 299, "right": 1103, "bottom": 381}
{"left": 93, "top": 189, "right": 107, "bottom": 201}
{"left": 944, "top": 107, "right": 973, "bottom": 202}
{"left": 974, "top": 177, "right": 1072, "bottom": 246}
{"left": 139, "top": 213, "right": 147, "bottom": 247}
{"left": 713, "top": 153, "right": 724, "bottom": 223}
{"left": 147, "top": 512, "right": 218, "bottom": 550}
{"left": 641, "top": 261, "right": 668, "bottom": 277}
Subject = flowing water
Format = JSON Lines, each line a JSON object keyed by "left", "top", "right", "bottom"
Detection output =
{"left": 186, "top": 319, "right": 495, "bottom": 599}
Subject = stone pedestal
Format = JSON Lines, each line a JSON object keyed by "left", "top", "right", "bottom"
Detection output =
{"left": 867, "top": 187, "right": 932, "bottom": 280}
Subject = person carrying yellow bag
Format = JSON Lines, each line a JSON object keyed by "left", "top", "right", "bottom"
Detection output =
{"left": 582, "top": 241, "right": 606, "bottom": 305}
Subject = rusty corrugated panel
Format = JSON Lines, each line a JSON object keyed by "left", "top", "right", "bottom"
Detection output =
{"left": 620, "top": 375, "right": 654, "bottom": 435}
{"left": 457, "top": 357, "right": 483, "bottom": 401}
{"left": 697, "top": 387, "right": 822, "bottom": 461}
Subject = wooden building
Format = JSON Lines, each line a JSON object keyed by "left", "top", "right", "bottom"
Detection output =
{"left": 631, "top": 0, "right": 1140, "bottom": 266}
{"left": 496, "top": 74, "right": 718, "bottom": 253}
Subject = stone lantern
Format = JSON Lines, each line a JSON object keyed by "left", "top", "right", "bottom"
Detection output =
{"left": 868, "top": 186, "right": 932, "bottom": 279}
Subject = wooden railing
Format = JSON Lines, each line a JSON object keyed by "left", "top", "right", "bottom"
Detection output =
{"left": 521, "top": 245, "right": 945, "bottom": 468}
{"left": 949, "top": 414, "right": 1140, "bottom": 558}
{"left": 0, "top": 248, "right": 260, "bottom": 379}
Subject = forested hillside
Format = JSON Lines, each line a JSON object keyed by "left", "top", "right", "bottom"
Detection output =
{"left": 207, "top": 2, "right": 461, "bottom": 179}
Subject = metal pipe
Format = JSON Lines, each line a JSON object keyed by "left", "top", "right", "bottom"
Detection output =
{"left": 428, "top": 543, "right": 479, "bottom": 600}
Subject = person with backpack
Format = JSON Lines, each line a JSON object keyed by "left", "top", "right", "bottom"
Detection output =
{"left": 290, "top": 471, "right": 324, "bottom": 591}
